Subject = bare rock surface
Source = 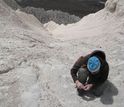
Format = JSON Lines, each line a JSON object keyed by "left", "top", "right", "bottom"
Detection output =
{"left": 0, "top": 0, "right": 124, "bottom": 107}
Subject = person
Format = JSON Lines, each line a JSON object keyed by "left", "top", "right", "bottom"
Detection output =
{"left": 71, "top": 50, "right": 109, "bottom": 96}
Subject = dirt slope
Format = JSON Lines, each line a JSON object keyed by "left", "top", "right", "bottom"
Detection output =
{"left": 0, "top": 0, "right": 124, "bottom": 107}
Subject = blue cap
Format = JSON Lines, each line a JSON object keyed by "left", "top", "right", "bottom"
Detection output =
{"left": 87, "top": 56, "right": 101, "bottom": 73}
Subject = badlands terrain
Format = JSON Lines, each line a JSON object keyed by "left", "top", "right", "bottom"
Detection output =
{"left": 0, "top": 0, "right": 124, "bottom": 107}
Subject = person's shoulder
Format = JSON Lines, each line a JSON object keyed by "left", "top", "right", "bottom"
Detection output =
{"left": 79, "top": 54, "right": 90, "bottom": 59}
{"left": 79, "top": 56, "right": 84, "bottom": 59}
{"left": 77, "top": 54, "right": 91, "bottom": 63}
{"left": 103, "top": 60, "right": 109, "bottom": 67}
{"left": 76, "top": 56, "right": 84, "bottom": 63}
{"left": 106, "top": 61, "right": 109, "bottom": 70}
{"left": 78, "top": 55, "right": 89, "bottom": 64}
{"left": 78, "top": 55, "right": 88, "bottom": 61}
{"left": 102, "top": 61, "right": 109, "bottom": 73}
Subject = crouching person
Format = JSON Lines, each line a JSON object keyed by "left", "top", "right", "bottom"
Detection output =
{"left": 71, "top": 50, "right": 109, "bottom": 97}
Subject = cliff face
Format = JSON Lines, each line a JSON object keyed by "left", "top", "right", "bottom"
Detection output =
{"left": 0, "top": 0, "right": 124, "bottom": 107}
{"left": 15, "top": 0, "right": 106, "bottom": 17}
{"left": 4, "top": 0, "right": 80, "bottom": 24}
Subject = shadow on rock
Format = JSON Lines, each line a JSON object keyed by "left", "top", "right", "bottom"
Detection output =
{"left": 77, "top": 80, "right": 118, "bottom": 103}
{"left": 100, "top": 80, "right": 118, "bottom": 105}
{"left": 77, "top": 89, "right": 96, "bottom": 101}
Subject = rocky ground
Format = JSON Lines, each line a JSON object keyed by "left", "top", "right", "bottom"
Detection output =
{"left": 0, "top": 0, "right": 124, "bottom": 107}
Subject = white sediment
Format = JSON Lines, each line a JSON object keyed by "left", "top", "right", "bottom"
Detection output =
{"left": 0, "top": 0, "right": 124, "bottom": 107}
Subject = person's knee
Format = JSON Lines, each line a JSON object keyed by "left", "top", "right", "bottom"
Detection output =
{"left": 77, "top": 68, "right": 88, "bottom": 83}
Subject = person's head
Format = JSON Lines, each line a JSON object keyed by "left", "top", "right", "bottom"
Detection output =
{"left": 87, "top": 56, "right": 101, "bottom": 74}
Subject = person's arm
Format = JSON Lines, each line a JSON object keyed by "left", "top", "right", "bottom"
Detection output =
{"left": 70, "top": 56, "right": 84, "bottom": 83}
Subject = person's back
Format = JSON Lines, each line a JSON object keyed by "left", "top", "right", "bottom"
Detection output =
{"left": 71, "top": 50, "right": 109, "bottom": 96}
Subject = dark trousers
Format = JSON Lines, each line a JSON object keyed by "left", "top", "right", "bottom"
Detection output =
{"left": 77, "top": 67, "right": 89, "bottom": 84}
{"left": 77, "top": 67, "right": 105, "bottom": 96}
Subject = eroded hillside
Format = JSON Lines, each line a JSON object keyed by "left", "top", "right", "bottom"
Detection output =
{"left": 0, "top": 0, "right": 124, "bottom": 107}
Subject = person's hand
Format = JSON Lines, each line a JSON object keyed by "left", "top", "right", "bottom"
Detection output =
{"left": 83, "top": 84, "right": 94, "bottom": 91}
{"left": 75, "top": 80, "right": 85, "bottom": 89}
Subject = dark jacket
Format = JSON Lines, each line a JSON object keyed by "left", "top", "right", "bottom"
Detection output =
{"left": 71, "top": 50, "right": 109, "bottom": 86}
